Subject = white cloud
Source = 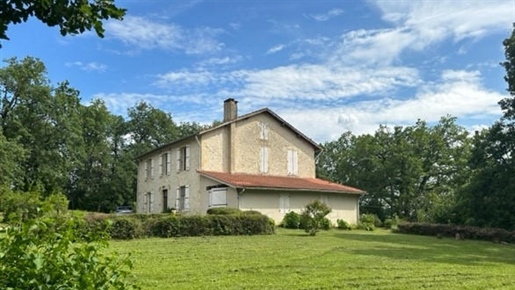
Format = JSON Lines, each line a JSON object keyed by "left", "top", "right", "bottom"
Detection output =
{"left": 65, "top": 61, "right": 107, "bottom": 72}
{"left": 327, "top": 0, "right": 514, "bottom": 66}
{"left": 266, "top": 44, "right": 285, "bottom": 54}
{"left": 279, "top": 70, "right": 504, "bottom": 141}
{"left": 307, "top": 9, "right": 344, "bottom": 21}
{"left": 153, "top": 64, "right": 420, "bottom": 101}
{"left": 105, "top": 16, "right": 224, "bottom": 54}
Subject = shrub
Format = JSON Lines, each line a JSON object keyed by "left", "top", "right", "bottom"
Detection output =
{"left": 300, "top": 200, "right": 332, "bottom": 236}
{"left": 0, "top": 215, "right": 139, "bottom": 289}
{"left": 337, "top": 219, "right": 352, "bottom": 230}
{"left": 206, "top": 207, "right": 242, "bottom": 215}
{"left": 241, "top": 210, "right": 263, "bottom": 215}
{"left": 148, "top": 214, "right": 274, "bottom": 237}
{"left": 395, "top": 222, "right": 515, "bottom": 243}
{"left": 320, "top": 217, "right": 332, "bottom": 230}
{"left": 281, "top": 211, "right": 301, "bottom": 229}
{"left": 356, "top": 214, "right": 377, "bottom": 231}
{"left": 0, "top": 191, "right": 43, "bottom": 223}
{"left": 109, "top": 218, "right": 142, "bottom": 240}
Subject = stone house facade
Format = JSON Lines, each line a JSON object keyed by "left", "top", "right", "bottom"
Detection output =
{"left": 136, "top": 99, "right": 364, "bottom": 224}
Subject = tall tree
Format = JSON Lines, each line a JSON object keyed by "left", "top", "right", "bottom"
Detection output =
{"left": 0, "top": 0, "right": 125, "bottom": 42}
{"left": 0, "top": 57, "right": 83, "bottom": 195}
{"left": 317, "top": 117, "right": 470, "bottom": 222}
{"left": 456, "top": 25, "right": 515, "bottom": 229}
{"left": 126, "top": 101, "right": 180, "bottom": 157}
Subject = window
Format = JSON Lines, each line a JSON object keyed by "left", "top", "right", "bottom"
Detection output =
{"left": 145, "top": 192, "right": 154, "bottom": 213}
{"left": 176, "top": 146, "right": 190, "bottom": 171}
{"left": 176, "top": 185, "right": 189, "bottom": 211}
{"left": 259, "top": 122, "right": 269, "bottom": 140}
{"left": 145, "top": 158, "right": 154, "bottom": 179}
{"left": 208, "top": 188, "right": 227, "bottom": 208}
{"left": 160, "top": 152, "right": 170, "bottom": 175}
{"left": 287, "top": 149, "right": 298, "bottom": 175}
{"left": 162, "top": 189, "right": 168, "bottom": 212}
{"left": 259, "top": 146, "right": 269, "bottom": 173}
{"left": 279, "top": 194, "right": 290, "bottom": 213}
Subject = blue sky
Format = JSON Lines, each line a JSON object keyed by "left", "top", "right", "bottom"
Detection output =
{"left": 1, "top": 0, "right": 514, "bottom": 142}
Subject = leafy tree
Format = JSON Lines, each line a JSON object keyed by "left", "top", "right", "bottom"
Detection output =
{"left": 0, "top": 0, "right": 125, "bottom": 42}
{"left": 317, "top": 117, "right": 471, "bottom": 222}
{"left": 454, "top": 25, "right": 515, "bottom": 230}
{"left": 300, "top": 200, "right": 331, "bottom": 236}
{"left": 0, "top": 57, "right": 83, "bottom": 195}
{"left": 126, "top": 101, "right": 180, "bottom": 157}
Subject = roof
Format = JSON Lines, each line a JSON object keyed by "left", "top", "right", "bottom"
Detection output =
{"left": 136, "top": 107, "right": 322, "bottom": 160}
{"left": 198, "top": 170, "right": 365, "bottom": 195}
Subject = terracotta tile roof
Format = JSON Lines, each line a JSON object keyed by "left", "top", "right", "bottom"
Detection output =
{"left": 198, "top": 170, "right": 365, "bottom": 195}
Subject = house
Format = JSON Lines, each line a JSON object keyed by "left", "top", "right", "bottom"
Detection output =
{"left": 135, "top": 99, "right": 365, "bottom": 224}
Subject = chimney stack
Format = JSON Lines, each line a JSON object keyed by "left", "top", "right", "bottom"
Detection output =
{"left": 223, "top": 98, "right": 238, "bottom": 122}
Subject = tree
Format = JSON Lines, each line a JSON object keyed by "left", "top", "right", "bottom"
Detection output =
{"left": 0, "top": 0, "right": 125, "bottom": 43}
{"left": 317, "top": 117, "right": 471, "bottom": 222}
{"left": 455, "top": 26, "right": 515, "bottom": 229}
{"left": 300, "top": 200, "right": 331, "bottom": 236}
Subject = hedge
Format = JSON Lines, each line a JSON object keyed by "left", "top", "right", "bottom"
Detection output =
{"left": 395, "top": 222, "right": 515, "bottom": 243}
{"left": 78, "top": 212, "right": 275, "bottom": 240}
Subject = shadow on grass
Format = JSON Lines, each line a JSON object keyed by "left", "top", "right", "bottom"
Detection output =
{"left": 334, "top": 231, "right": 515, "bottom": 266}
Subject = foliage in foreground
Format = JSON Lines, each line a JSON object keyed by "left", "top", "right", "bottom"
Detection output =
{"left": 0, "top": 211, "right": 139, "bottom": 289}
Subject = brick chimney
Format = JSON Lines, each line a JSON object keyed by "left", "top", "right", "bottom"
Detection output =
{"left": 223, "top": 98, "right": 238, "bottom": 122}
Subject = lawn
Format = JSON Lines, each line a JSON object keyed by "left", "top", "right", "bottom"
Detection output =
{"left": 111, "top": 228, "right": 515, "bottom": 290}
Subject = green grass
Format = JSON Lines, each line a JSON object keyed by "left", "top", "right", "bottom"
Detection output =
{"left": 111, "top": 229, "right": 515, "bottom": 290}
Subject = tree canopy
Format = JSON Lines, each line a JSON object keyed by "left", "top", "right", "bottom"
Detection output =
{"left": 0, "top": 0, "right": 125, "bottom": 42}
{"left": 0, "top": 56, "right": 213, "bottom": 212}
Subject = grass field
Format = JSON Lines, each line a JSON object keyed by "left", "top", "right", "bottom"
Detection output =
{"left": 111, "top": 228, "right": 515, "bottom": 289}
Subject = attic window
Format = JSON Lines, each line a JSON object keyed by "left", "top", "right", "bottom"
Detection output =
{"left": 259, "top": 122, "right": 269, "bottom": 140}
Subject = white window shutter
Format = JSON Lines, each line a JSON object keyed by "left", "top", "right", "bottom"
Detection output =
{"left": 176, "top": 148, "right": 181, "bottom": 171}
{"left": 266, "top": 147, "right": 269, "bottom": 172}
{"left": 185, "top": 146, "right": 190, "bottom": 170}
{"left": 166, "top": 153, "right": 171, "bottom": 175}
{"left": 184, "top": 185, "right": 190, "bottom": 210}
{"left": 150, "top": 159, "right": 154, "bottom": 179}
{"left": 259, "top": 147, "right": 264, "bottom": 172}
{"left": 149, "top": 192, "right": 154, "bottom": 213}
{"left": 287, "top": 150, "right": 292, "bottom": 175}
{"left": 176, "top": 187, "right": 180, "bottom": 210}
{"left": 144, "top": 193, "right": 148, "bottom": 212}
{"left": 160, "top": 155, "right": 164, "bottom": 175}
{"left": 293, "top": 150, "right": 298, "bottom": 175}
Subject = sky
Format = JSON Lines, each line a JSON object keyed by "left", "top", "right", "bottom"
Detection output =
{"left": 1, "top": 0, "right": 515, "bottom": 142}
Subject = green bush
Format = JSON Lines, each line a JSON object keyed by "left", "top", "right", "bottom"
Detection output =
{"left": 206, "top": 207, "right": 242, "bottom": 215}
{"left": 395, "top": 222, "right": 515, "bottom": 243}
{"left": 0, "top": 191, "right": 43, "bottom": 223}
{"left": 241, "top": 210, "right": 263, "bottom": 215}
{"left": 320, "top": 217, "right": 332, "bottom": 230}
{"left": 0, "top": 215, "right": 139, "bottom": 289}
{"left": 337, "top": 219, "right": 352, "bottom": 230}
{"left": 356, "top": 214, "right": 377, "bottom": 231}
{"left": 300, "top": 200, "right": 332, "bottom": 236}
{"left": 281, "top": 211, "right": 301, "bottom": 229}
{"left": 109, "top": 218, "right": 142, "bottom": 240}
{"left": 149, "top": 214, "right": 274, "bottom": 237}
